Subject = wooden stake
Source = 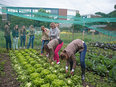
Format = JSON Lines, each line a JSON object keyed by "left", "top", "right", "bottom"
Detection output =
{"left": 82, "top": 30, "right": 85, "bottom": 40}
{"left": 72, "top": 25, "right": 74, "bottom": 40}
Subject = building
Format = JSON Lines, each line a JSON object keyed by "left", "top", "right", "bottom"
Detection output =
{"left": 59, "top": 9, "right": 67, "bottom": 20}
{"left": 1, "top": 6, "right": 78, "bottom": 20}
{"left": 82, "top": 14, "right": 101, "bottom": 18}
{"left": 1, "top": 6, "right": 79, "bottom": 28}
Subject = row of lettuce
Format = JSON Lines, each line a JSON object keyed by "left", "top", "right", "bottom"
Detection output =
{"left": 9, "top": 49, "right": 83, "bottom": 87}
{"left": 9, "top": 48, "right": 116, "bottom": 87}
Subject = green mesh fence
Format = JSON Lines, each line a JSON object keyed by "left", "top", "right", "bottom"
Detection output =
{"left": 0, "top": 6, "right": 116, "bottom": 38}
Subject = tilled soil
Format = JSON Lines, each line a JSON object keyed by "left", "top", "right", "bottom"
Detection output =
{"left": 0, "top": 53, "right": 20, "bottom": 87}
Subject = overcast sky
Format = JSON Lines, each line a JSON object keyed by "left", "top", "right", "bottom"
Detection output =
{"left": 0, "top": 0, "right": 115, "bottom": 15}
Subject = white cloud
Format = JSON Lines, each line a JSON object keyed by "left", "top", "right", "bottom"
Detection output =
{"left": 0, "top": 0, "right": 115, "bottom": 15}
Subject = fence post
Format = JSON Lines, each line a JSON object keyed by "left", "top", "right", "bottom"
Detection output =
{"left": 92, "top": 31, "right": 94, "bottom": 41}
{"left": 82, "top": 30, "right": 85, "bottom": 40}
{"left": 72, "top": 25, "right": 74, "bottom": 40}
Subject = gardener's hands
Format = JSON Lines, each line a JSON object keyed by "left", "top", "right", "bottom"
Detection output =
{"left": 70, "top": 71, "right": 74, "bottom": 76}
{"left": 66, "top": 70, "right": 68, "bottom": 73}
{"left": 49, "top": 59, "right": 52, "bottom": 63}
{"left": 70, "top": 69, "right": 74, "bottom": 76}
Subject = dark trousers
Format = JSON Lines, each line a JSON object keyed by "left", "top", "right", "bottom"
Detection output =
{"left": 41, "top": 40, "right": 49, "bottom": 54}
{"left": 70, "top": 61, "right": 73, "bottom": 71}
{"left": 20, "top": 36, "right": 26, "bottom": 47}
{"left": 80, "top": 43, "right": 87, "bottom": 70}
{"left": 27, "top": 35, "right": 35, "bottom": 49}
{"left": 5, "top": 36, "right": 11, "bottom": 50}
{"left": 70, "top": 43, "right": 87, "bottom": 73}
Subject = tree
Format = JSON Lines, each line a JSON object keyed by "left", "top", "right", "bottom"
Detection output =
{"left": 114, "top": 5, "right": 116, "bottom": 9}
{"left": 1, "top": 8, "right": 51, "bottom": 30}
{"left": 8, "top": 15, "right": 37, "bottom": 29}
{"left": 34, "top": 8, "right": 50, "bottom": 28}
{"left": 94, "top": 4, "right": 116, "bottom": 30}
{"left": 107, "top": 9, "right": 116, "bottom": 28}
{"left": 0, "top": 15, "right": 6, "bottom": 31}
{"left": 0, "top": 15, "right": 2, "bottom": 30}
{"left": 73, "top": 13, "right": 83, "bottom": 32}
{"left": 95, "top": 12, "right": 108, "bottom": 17}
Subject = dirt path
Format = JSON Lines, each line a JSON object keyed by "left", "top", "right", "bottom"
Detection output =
{"left": 0, "top": 53, "right": 20, "bottom": 87}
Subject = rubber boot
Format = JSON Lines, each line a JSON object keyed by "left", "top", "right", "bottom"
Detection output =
{"left": 81, "top": 68, "right": 85, "bottom": 81}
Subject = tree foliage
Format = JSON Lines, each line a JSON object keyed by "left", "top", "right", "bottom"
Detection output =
{"left": 114, "top": 5, "right": 116, "bottom": 9}
{"left": 34, "top": 8, "right": 50, "bottom": 28}
{"left": 73, "top": 13, "right": 83, "bottom": 31}
{"left": 0, "top": 8, "right": 51, "bottom": 30}
{"left": 95, "top": 12, "right": 109, "bottom": 17}
{"left": 94, "top": 4, "right": 116, "bottom": 30}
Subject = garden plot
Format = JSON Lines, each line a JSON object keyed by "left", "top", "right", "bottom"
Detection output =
{"left": 7, "top": 49, "right": 116, "bottom": 87}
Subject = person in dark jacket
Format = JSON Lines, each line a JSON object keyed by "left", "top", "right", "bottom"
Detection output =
{"left": 27, "top": 25, "right": 35, "bottom": 49}
{"left": 20, "top": 25, "right": 27, "bottom": 49}
{"left": 60, "top": 39, "right": 87, "bottom": 81}
{"left": 12, "top": 25, "right": 19, "bottom": 50}
{"left": 44, "top": 39, "right": 63, "bottom": 64}
{"left": 4, "top": 21, "right": 11, "bottom": 51}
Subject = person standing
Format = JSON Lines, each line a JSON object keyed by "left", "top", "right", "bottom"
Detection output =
{"left": 60, "top": 39, "right": 87, "bottom": 81}
{"left": 27, "top": 25, "right": 35, "bottom": 49}
{"left": 56, "top": 23, "right": 60, "bottom": 39}
{"left": 41, "top": 26, "right": 49, "bottom": 55}
{"left": 20, "top": 25, "right": 27, "bottom": 49}
{"left": 4, "top": 21, "right": 11, "bottom": 51}
{"left": 12, "top": 25, "right": 19, "bottom": 50}
{"left": 49, "top": 22, "right": 58, "bottom": 40}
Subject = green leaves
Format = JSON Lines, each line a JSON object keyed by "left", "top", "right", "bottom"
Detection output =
{"left": 85, "top": 59, "right": 93, "bottom": 70}
{"left": 41, "top": 83, "right": 50, "bottom": 87}
{"left": 65, "top": 78, "right": 74, "bottom": 87}
{"left": 51, "top": 79, "right": 66, "bottom": 87}
{"left": 33, "top": 78, "right": 44, "bottom": 86}
{"left": 34, "top": 64, "right": 42, "bottom": 68}
{"left": 45, "top": 74, "right": 57, "bottom": 83}
{"left": 17, "top": 74, "right": 28, "bottom": 82}
{"left": 52, "top": 70, "right": 59, "bottom": 74}
{"left": 30, "top": 73, "right": 40, "bottom": 80}
{"left": 71, "top": 75, "right": 82, "bottom": 85}
{"left": 24, "top": 82, "right": 32, "bottom": 87}
{"left": 40, "top": 69, "right": 51, "bottom": 78}
{"left": 82, "top": 47, "right": 116, "bottom": 78}
{"left": 59, "top": 68, "right": 65, "bottom": 73}
{"left": 26, "top": 67, "right": 35, "bottom": 74}
{"left": 58, "top": 74, "right": 65, "bottom": 80}
{"left": 109, "top": 65, "right": 116, "bottom": 81}
{"left": 9, "top": 48, "right": 116, "bottom": 87}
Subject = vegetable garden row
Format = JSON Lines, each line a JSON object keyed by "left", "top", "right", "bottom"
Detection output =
{"left": 9, "top": 48, "right": 116, "bottom": 87}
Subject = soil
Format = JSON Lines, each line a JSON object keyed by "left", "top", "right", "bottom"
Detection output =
{"left": 103, "top": 26, "right": 116, "bottom": 31}
{"left": 0, "top": 53, "right": 20, "bottom": 87}
{"left": 82, "top": 81, "right": 95, "bottom": 87}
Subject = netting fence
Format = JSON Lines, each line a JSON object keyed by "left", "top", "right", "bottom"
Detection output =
{"left": 0, "top": 5, "right": 116, "bottom": 48}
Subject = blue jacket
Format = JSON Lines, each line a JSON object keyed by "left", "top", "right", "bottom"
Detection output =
{"left": 12, "top": 29, "right": 19, "bottom": 37}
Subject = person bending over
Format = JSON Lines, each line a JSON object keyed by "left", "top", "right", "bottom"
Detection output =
{"left": 44, "top": 39, "right": 63, "bottom": 64}
{"left": 60, "top": 39, "right": 87, "bottom": 81}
